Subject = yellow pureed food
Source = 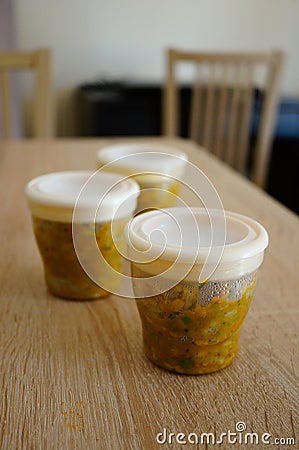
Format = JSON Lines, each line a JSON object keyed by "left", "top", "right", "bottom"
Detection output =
{"left": 132, "top": 175, "right": 180, "bottom": 212}
{"left": 96, "top": 143, "right": 188, "bottom": 212}
{"left": 133, "top": 266, "right": 256, "bottom": 374}
{"left": 25, "top": 171, "right": 139, "bottom": 300}
{"left": 125, "top": 207, "right": 269, "bottom": 375}
{"left": 33, "top": 217, "right": 127, "bottom": 300}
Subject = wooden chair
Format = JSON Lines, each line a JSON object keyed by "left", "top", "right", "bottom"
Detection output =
{"left": 0, "top": 49, "right": 53, "bottom": 138}
{"left": 163, "top": 48, "right": 284, "bottom": 188}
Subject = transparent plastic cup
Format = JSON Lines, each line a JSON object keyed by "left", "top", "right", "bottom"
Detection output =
{"left": 25, "top": 171, "right": 139, "bottom": 300}
{"left": 125, "top": 207, "right": 269, "bottom": 374}
{"left": 96, "top": 143, "right": 188, "bottom": 213}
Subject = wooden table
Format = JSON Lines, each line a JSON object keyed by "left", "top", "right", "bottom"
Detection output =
{"left": 0, "top": 138, "right": 298, "bottom": 449}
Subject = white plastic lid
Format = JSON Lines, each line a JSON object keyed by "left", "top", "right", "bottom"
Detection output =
{"left": 96, "top": 143, "right": 188, "bottom": 178}
{"left": 125, "top": 207, "right": 269, "bottom": 281}
{"left": 25, "top": 170, "right": 139, "bottom": 223}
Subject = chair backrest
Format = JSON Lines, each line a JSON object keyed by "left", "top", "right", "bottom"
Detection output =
{"left": 163, "top": 48, "right": 284, "bottom": 188}
{"left": 0, "top": 49, "right": 53, "bottom": 138}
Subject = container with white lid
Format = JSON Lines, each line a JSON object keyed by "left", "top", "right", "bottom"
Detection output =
{"left": 25, "top": 170, "right": 139, "bottom": 300}
{"left": 96, "top": 143, "right": 188, "bottom": 212}
{"left": 125, "top": 207, "right": 269, "bottom": 374}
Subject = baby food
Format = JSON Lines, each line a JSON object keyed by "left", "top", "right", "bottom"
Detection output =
{"left": 33, "top": 217, "right": 127, "bottom": 300}
{"left": 96, "top": 143, "right": 188, "bottom": 212}
{"left": 133, "top": 266, "right": 256, "bottom": 374}
{"left": 26, "top": 170, "right": 139, "bottom": 300}
{"left": 126, "top": 207, "right": 268, "bottom": 374}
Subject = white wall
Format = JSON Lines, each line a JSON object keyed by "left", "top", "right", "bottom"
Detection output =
{"left": 14, "top": 0, "right": 299, "bottom": 136}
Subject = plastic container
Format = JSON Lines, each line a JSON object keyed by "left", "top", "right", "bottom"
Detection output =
{"left": 125, "top": 207, "right": 269, "bottom": 374}
{"left": 25, "top": 171, "right": 139, "bottom": 300}
{"left": 96, "top": 143, "right": 188, "bottom": 212}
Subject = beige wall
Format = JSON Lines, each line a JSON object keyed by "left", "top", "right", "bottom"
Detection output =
{"left": 14, "top": 0, "right": 299, "bottom": 136}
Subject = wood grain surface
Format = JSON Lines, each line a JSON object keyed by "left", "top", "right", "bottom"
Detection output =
{"left": 0, "top": 138, "right": 298, "bottom": 450}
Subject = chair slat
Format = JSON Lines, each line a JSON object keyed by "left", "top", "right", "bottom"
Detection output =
{"left": 163, "top": 49, "right": 178, "bottom": 136}
{"left": 226, "top": 65, "right": 241, "bottom": 166}
{"left": 202, "top": 63, "right": 215, "bottom": 150}
{"left": 33, "top": 49, "right": 53, "bottom": 138}
{"left": 0, "top": 70, "right": 12, "bottom": 139}
{"left": 0, "top": 53, "right": 34, "bottom": 69}
{"left": 236, "top": 64, "right": 254, "bottom": 174}
{"left": 173, "top": 50, "right": 271, "bottom": 64}
{"left": 252, "top": 51, "right": 284, "bottom": 187}
{"left": 189, "top": 65, "right": 202, "bottom": 142}
{"left": 214, "top": 63, "right": 228, "bottom": 159}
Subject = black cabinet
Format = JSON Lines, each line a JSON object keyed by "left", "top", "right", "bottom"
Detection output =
{"left": 79, "top": 83, "right": 162, "bottom": 136}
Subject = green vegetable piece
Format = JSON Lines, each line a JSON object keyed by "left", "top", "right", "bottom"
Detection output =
{"left": 181, "top": 315, "right": 192, "bottom": 325}
{"left": 149, "top": 331, "right": 159, "bottom": 341}
{"left": 178, "top": 357, "right": 193, "bottom": 369}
